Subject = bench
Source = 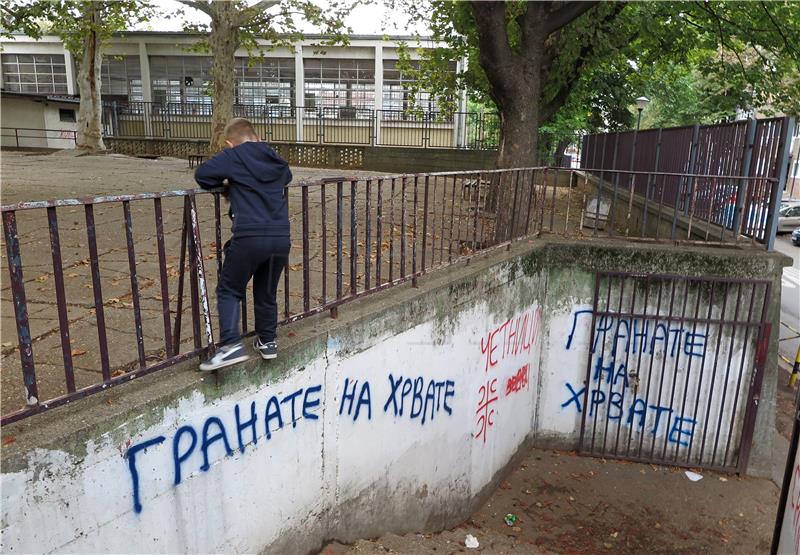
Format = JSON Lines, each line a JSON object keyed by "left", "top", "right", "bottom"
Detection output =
{"left": 188, "top": 154, "right": 208, "bottom": 168}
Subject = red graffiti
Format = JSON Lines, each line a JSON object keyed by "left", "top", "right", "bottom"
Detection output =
{"left": 475, "top": 378, "right": 498, "bottom": 443}
{"left": 505, "top": 363, "right": 530, "bottom": 395}
{"left": 480, "top": 307, "right": 542, "bottom": 373}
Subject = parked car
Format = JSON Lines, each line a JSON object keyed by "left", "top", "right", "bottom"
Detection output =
{"left": 778, "top": 201, "right": 800, "bottom": 232}
{"left": 792, "top": 227, "right": 800, "bottom": 246}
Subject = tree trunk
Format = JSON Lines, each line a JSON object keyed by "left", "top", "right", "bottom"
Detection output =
{"left": 75, "top": 3, "right": 106, "bottom": 152}
{"left": 208, "top": 3, "right": 240, "bottom": 152}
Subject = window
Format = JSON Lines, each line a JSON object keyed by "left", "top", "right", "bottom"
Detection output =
{"left": 382, "top": 60, "right": 454, "bottom": 114}
{"left": 149, "top": 56, "right": 213, "bottom": 112}
{"left": 59, "top": 108, "right": 76, "bottom": 122}
{"left": 234, "top": 57, "right": 294, "bottom": 111}
{"left": 101, "top": 55, "right": 143, "bottom": 103}
{"left": 1, "top": 53, "right": 68, "bottom": 94}
{"left": 303, "top": 58, "right": 375, "bottom": 113}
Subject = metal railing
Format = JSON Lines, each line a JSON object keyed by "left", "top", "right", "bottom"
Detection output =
{"left": 581, "top": 117, "right": 796, "bottom": 249}
{"left": 100, "top": 101, "right": 501, "bottom": 150}
{"left": 1, "top": 127, "right": 77, "bottom": 148}
{"left": 0, "top": 167, "right": 777, "bottom": 424}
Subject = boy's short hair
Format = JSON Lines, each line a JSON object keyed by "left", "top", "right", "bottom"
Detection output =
{"left": 224, "top": 118, "right": 259, "bottom": 144}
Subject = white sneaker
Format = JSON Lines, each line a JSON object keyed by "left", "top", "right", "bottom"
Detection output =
{"left": 199, "top": 342, "right": 249, "bottom": 371}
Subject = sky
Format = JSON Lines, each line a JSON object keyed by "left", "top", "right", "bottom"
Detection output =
{"left": 135, "top": 0, "right": 430, "bottom": 36}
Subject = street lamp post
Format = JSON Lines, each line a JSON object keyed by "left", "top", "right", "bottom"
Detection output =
{"left": 635, "top": 96, "right": 650, "bottom": 132}
{"left": 627, "top": 96, "right": 651, "bottom": 235}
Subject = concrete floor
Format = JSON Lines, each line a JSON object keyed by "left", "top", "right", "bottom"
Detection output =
{"left": 322, "top": 447, "right": 778, "bottom": 555}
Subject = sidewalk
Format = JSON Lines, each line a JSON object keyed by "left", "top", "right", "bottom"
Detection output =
{"left": 323, "top": 447, "right": 778, "bottom": 555}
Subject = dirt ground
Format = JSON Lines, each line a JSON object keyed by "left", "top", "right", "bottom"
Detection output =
{"left": 1, "top": 150, "right": 578, "bottom": 413}
{"left": 322, "top": 447, "right": 779, "bottom": 555}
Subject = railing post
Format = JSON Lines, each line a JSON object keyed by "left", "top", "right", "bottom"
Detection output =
{"left": 641, "top": 127, "right": 662, "bottom": 236}
{"left": 15, "top": 127, "right": 19, "bottom": 148}
{"left": 733, "top": 118, "right": 757, "bottom": 236}
{"left": 2, "top": 211, "right": 38, "bottom": 407}
{"left": 765, "top": 117, "right": 796, "bottom": 250}
{"left": 683, "top": 123, "right": 701, "bottom": 215}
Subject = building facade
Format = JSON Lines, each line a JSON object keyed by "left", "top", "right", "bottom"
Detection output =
{"left": 0, "top": 32, "right": 488, "bottom": 150}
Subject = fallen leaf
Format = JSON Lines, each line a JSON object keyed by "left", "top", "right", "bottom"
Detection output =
{"left": 287, "top": 331, "right": 296, "bottom": 337}
{"left": 2, "top": 435, "right": 16, "bottom": 446}
{"left": 71, "top": 349, "right": 87, "bottom": 357}
{"left": 67, "top": 273, "right": 78, "bottom": 278}
{"left": 111, "top": 369, "right": 126, "bottom": 377}
{"left": 35, "top": 274, "right": 49, "bottom": 283}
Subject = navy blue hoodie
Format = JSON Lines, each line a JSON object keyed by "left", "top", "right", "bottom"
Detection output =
{"left": 194, "top": 141, "right": 292, "bottom": 237}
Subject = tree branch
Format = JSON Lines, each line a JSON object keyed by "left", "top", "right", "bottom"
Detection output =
{"left": 176, "top": 0, "right": 213, "bottom": 17}
{"left": 540, "top": 2, "right": 627, "bottom": 123}
{"left": 233, "top": 0, "right": 281, "bottom": 27}
{"left": 469, "top": 1, "right": 519, "bottom": 105}
{"left": 543, "top": 1, "right": 600, "bottom": 36}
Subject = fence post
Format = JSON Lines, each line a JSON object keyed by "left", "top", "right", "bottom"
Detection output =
{"left": 733, "top": 118, "right": 757, "bottom": 236}
{"left": 641, "top": 127, "right": 662, "bottom": 236}
{"left": 683, "top": 124, "right": 701, "bottom": 215}
{"left": 765, "top": 117, "right": 796, "bottom": 250}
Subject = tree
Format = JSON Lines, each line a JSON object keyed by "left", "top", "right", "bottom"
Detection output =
{"left": 1, "top": 1, "right": 156, "bottom": 152}
{"left": 394, "top": 1, "right": 800, "bottom": 168}
{"left": 175, "top": 0, "right": 356, "bottom": 151}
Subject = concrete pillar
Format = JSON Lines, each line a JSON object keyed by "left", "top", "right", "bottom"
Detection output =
{"left": 374, "top": 45, "right": 383, "bottom": 146}
{"left": 456, "top": 56, "right": 468, "bottom": 148}
{"left": 294, "top": 46, "right": 304, "bottom": 142}
{"left": 138, "top": 42, "right": 152, "bottom": 102}
{"left": 63, "top": 48, "right": 76, "bottom": 96}
{"left": 138, "top": 42, "right": 153, "bottom": 137}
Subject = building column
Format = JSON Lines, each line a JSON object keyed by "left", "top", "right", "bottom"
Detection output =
{"left": 374, "top": 45, "right": 383, "bottom": 146}
{"left": 456, "top": 56, "right": 468, "bottom": 148}
{"left": 294, "top": 46, "right": 304, "bottom": 142}
{"left": 138, "top": 42, "right": 153, "bottom": 137}
{"left": 63, "top": 47, "right": 77, "bottom": 96}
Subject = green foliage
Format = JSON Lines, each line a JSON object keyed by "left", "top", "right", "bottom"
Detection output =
{"left": 175, "top": 0, "right": 358, "bottom": 59}
{"left": 391, "top": 0, "right": 800, "bottom": 158}
{"left": 1, "top": 1, "right": 156, "bottom": 58}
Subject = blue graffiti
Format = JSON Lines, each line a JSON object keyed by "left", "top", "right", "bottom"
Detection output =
{"left": 340, "top": 378, "right": 372, "bottom": 421}
{"left": 560, "top": 354, "right": 699, "bottom": 445}
{"left": 125, "top": 376, "right": 456, "bottom": 514}
{"left": 383, "top": 374, "right": 455, "bottom": 424}
{"left": 565, "top": 310, "right": 706, "bottom": 359}
{"left": 126, "top": 384, "right": 323, "bottom": 514}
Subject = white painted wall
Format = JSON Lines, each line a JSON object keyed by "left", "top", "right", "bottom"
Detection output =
{"left": 0, "top": 264, "right": 763, "bottom": 554}
{"left": 1, "top": 269, "right": 545, "bottom": 554}
{"left": 1, "top": 97, "right": 77, "bottom": 149}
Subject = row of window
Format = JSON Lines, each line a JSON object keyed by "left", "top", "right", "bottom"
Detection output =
{"left": 2, "top": 54, "right": 452, "bottom": 111}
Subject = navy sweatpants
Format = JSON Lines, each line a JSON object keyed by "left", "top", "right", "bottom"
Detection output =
{"left": 217, "top": 236, "right": 290, "bottom": 345}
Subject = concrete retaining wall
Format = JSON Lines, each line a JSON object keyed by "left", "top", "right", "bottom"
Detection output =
{"left": 103, "top": 138, "right": 497, "bottom": 173}
{"left": 0, "top": 239, "right": 786, "bottom": 554}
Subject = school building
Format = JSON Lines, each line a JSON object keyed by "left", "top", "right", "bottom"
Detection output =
{"left": 0, "top": 32, "right": 497, "bottom": 151}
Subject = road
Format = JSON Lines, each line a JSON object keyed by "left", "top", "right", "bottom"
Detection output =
{"left": 776, "top": 234, "right": 800, "bottom": 370}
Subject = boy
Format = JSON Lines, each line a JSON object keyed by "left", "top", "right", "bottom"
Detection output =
{"left": 194, "top": 118, "right": 291, "bottom": 371}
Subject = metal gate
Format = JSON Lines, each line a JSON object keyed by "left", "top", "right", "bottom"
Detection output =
{"left": 579, "top": 271, "right": 772, "bottom": 472}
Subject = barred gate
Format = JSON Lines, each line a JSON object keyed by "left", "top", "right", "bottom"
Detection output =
{"left": 579, "top": 272, "right": 771, "bottom": 472}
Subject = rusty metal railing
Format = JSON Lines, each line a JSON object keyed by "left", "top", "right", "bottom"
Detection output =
{"left": 1, "top": 127, "right": 77, "bottom": 148}
{"left": 0, "top": 167, "right": 779, "bottom": 424}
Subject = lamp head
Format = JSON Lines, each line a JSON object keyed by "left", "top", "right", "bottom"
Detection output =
{"left": 635, "top": 96, "right": 650, "bottom": 111}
